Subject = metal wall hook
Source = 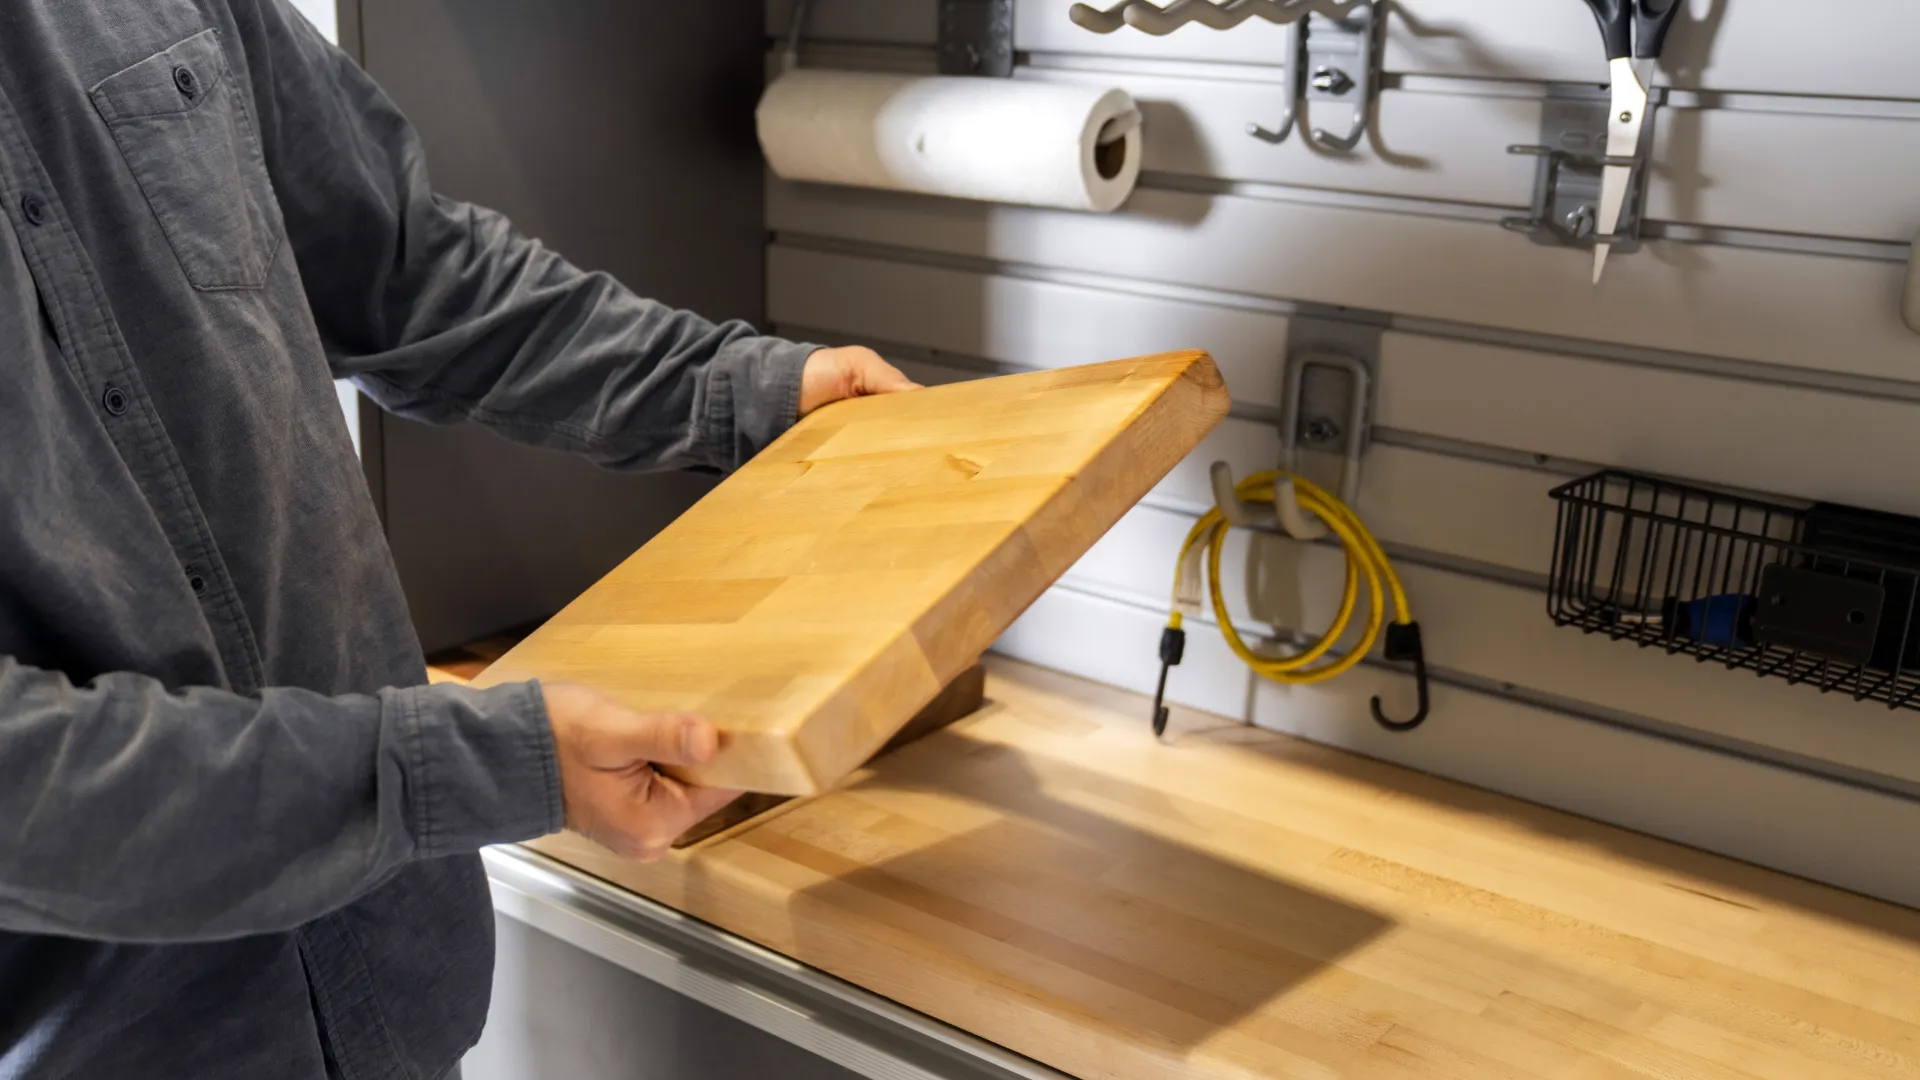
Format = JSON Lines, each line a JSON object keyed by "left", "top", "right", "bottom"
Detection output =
{"left": 1068, "top": 0, "right": 1362, "bottom": 36}
{"left": 1209, "top": 461, "right": 1331, "bottom": 541}
{"left": 1066, "top": 1, "right": 1375, "bottom": 152}
{"left": 1244, "top": 21, "right": 1302, "bottom": 144}
{"left": 1299, "top": 4, "right": 1376, "bottom": 153}
{"left": 1308, "top": 112, "right": 1366, "bottom": 152}
{"left": 1208, "top": 347, "right": 1371, "bottom": 544}
{"left": 1246, "top": 112, "right": 1296, "bottom": 144}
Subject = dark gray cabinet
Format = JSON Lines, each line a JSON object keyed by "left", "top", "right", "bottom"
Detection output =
{"left": 341, "top": 0, "right": 769, "bottom": 653}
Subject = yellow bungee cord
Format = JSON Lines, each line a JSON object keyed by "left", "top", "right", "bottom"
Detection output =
{"left": 1150, "top": 470, "right": 1430, "bottom": 735}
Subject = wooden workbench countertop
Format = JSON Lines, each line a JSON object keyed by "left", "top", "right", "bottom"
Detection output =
{"left": 497, "top": 658, "right": 1920, "bottom": 1080}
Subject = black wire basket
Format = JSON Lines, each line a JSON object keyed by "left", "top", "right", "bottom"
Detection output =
{"left": 1548, "top": 470, "right": 1920, "bottom": 711}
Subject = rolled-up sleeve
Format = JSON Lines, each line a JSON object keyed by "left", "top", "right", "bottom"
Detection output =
{"left": 0, "top": 657, "right": 562, "bottom": 944}
{"left": 242, "top": 2, "right": 813, "bottom": 472}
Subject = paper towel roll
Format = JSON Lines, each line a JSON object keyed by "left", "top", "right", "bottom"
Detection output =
{"left": 757, "top": 70, "right": 1142, "bottom": 213}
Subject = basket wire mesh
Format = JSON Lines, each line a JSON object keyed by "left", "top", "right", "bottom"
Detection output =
{"left": 1548, "top": 471, "right": 1920, "bottom": 710}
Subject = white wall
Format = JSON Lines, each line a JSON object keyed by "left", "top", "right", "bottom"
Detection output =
{"left": 285, "top": 0, "right": 361, "bottom": 453}
{"left": 288, "top": 0, "right": 338, "bottom": 47}
{"left": 765, "top": 0, "right": 1920, "bottom": 906}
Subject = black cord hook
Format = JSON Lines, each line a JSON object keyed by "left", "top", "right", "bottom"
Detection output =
{"left": 1150, "top": 625, "right": 1186, "bottom": 737}
{"left": 1369, "top": 621, "right": 1430, "bottom": 732}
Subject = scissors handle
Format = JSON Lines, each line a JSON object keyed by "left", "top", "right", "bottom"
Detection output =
{"left": 1634, "top": 0, "right": 1683, "bottom": 61}
{"left": 1578, "top": 0, "right": 1633, "bottom": 61}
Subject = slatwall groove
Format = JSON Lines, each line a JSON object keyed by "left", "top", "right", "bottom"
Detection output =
{"left": 772, "top": 41, "right": 1920, "bottom": 243}
{"left": 777, "top": 231, "right": 1920, "bottom": 404}
{"left": 791, "top": 344, "right": 1573, "bottom": 584}
{"left": 768, "top": 184, "right": 1916, "bottom": 383}
{"left": 771, "top": 239, "right": 1920, "bottom": 401}
{"left": 771, "top": 247, "right": 1920, "bottom": 516}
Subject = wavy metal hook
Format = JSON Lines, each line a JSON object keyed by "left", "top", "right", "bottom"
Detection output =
{"left": 1068, "top": 0, "right": 1362, "bottom": 36}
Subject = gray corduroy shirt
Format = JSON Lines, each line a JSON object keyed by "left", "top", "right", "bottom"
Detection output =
{"left": 0, "top": 2, "right": 811, "bottom": 1077}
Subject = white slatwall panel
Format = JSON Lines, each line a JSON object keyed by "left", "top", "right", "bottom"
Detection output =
{"left": 775, "top": 8, "right": 1920, "bottom": 242}
{"left": 770, "top": 183, "right": 1917, "bottom": 382}
{"left": 1026, "top": 72, "right": 1536, "bottom": 209}
{"left": 1028, "top": 70, "right": 1920, "bottom": 243}
{"left": 867, "top": 348, "right": 1920, "bottom": 785}
{"left": 763, "top": 2, "right": 1920, "bottom": 904}
{"left": 1376, "top": 334, "right": 1920, "bottom": 518}
{"left": 997, "top": 586, "right": 1920, "bottom": 906}
{"left": 774, "top": 248, "right": 1920, "bottom": 516}
{"left": 1649, "top": 109, "right": 1920, "bottom": 243}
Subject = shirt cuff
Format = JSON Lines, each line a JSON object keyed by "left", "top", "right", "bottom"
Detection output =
{"left": 710, "top": 335, "right": 816, "bottom": 469}
{"left": 388, "top": 680, "right": 563, "bottom": 859}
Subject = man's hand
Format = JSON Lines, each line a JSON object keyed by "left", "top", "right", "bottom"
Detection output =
{"left": 542, "top": 682, "right": 741, "bottom": 862}
{"left": 799, "top": 345, "right": 920, "bottom": 417}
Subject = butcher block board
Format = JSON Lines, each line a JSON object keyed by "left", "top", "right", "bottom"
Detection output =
{"left": 526, "top": 657, "right": 1920, "bottom": 1080}
{"left": 473, "top": 351, "right": 1228, "bottom": 794}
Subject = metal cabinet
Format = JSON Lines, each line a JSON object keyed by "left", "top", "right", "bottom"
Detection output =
{"left": 340, "top": 0, "right": 769, "bottom": 653}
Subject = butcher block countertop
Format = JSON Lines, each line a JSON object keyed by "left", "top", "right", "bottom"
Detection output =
{"left": 436, "top": 654, "right": 1920, "bottom": 1080}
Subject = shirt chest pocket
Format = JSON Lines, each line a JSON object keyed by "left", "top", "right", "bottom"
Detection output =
{"left": 90, "top": 29, "right": 282, "bottom": 291}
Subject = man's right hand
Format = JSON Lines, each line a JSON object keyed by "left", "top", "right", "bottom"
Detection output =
{"left": 540, "top": 682, "right": 741, "bottom": 862}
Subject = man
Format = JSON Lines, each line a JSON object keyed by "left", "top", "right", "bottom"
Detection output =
{"left": 0, "top": 1, "right": 916, "bottom": 1077}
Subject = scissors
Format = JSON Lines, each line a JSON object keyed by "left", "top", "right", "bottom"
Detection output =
{"left": 1578, "top": 0, "right": 1682, "bottom": 284}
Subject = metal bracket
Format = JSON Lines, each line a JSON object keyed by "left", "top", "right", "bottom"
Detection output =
{"left": 1300, "top": 3, "right": 1376, "bottom": 152}
{"left": 1500, "top": 90, "right": 1661, "bottom": 252}
{"left": 1904, "top": 231, "right": 1919, "bottom": 335}
{"left": 939, "top": 0, "right": 1016, "bottom": 77}
{"left": 1245, "top": 22, "right": 1302, "bottom": 144}
{"left": 1212, "top": 318, "right": 1379, "bottom": 542}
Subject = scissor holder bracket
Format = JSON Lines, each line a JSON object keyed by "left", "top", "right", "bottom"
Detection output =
{"left": 1501, "top": 92, "right": 1662, "bottom": 253}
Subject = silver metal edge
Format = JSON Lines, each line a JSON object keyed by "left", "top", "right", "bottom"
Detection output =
{"left": 480, "top": 845, "right": 1076, "bottom": 1080}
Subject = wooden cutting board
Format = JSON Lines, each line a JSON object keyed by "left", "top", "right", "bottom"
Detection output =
{"left": 473, "top": 351, "right": 1228, "bottom": 794}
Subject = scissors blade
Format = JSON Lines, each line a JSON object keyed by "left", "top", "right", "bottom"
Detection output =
{"left": 1593, "top": 56, "right": 1649, "bottom": 284}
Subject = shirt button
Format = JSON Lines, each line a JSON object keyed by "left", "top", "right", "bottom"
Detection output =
{"left": 101, "top": 384, "right": 130, "bottom": 416}
{"left": 185, "top": 567, "right": 208, "bottom": 596}
{"left": 173, "top": 66, "right": 199, "bottom": 97}
{"left": 19, "top": 193, "right": 47, "bottom": 226}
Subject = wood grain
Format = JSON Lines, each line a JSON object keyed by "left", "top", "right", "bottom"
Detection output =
{"left": 530, "top": 656, "right": 1920, "bottom": 1080}
{"left": 670, "top": 662, "right": 988, "bottom": 849}
{"left": 473, "top": 353, "right": 1228, "bottom": 795}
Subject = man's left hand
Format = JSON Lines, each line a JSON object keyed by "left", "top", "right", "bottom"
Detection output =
{"left": 799, "top": 346, "right": 920, "bottom": 417}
